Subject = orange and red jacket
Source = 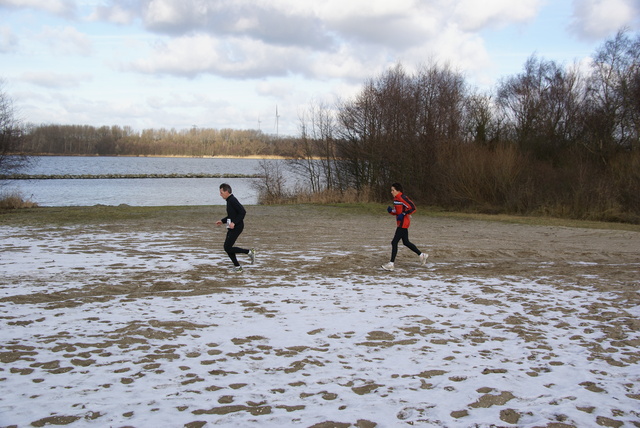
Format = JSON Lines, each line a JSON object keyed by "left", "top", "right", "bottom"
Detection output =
{"left": 389, "top": 192, "right": 416, "bottom": 228}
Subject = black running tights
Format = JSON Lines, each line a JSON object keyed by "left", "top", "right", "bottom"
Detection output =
{"left": 224, "top": 223, "right": 249, "bottom": 266}
{"left": 390, "top": 227, "right": 421, "bottom": 262}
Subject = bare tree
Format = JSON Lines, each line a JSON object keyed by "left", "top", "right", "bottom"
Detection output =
{"left": 463, "top": 93, "right": 495, "bottom": 145}
{"left": 252, "top": 159, "right": 289, "bottom": 204}
{"left": 334, "top": 62, "right": 468, "bottom": 201}
{"left": 336, "top": 78, "right": 387, "bottom": 194}
{"left": 496, "top": 55, "right": 584, "bottom": 160}
{"left": 0, "top": 79, "right": 28, "bottom": 175}
{"left": 411, "top": 62, "right": 467, "bottom": 202}
{"left": 292, "top": 102, "right": 326, "bottom": 193}
{"left": 584, "top": 29, "right": 640, "bottom": 159}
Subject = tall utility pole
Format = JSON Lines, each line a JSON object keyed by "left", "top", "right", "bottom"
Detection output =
{"left": 275, "top": 105, "right": 280, "bottom": 138}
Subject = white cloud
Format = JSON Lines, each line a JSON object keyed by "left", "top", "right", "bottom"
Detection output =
{"left": 255, "top": 80, "right": 295, "bottom": 99}
{"left": 21, "top": 71, "right": 93, "bottom": 88}
{"left": 316, "top": 0, "right": 417, "bottom": 20}
{"left": 452, "top": 0, "right": 543, "bottom": 31}
{"left": 570, "top": 0, "right": 640, "bottom": 40}
{"left": 409, "top": 23, "right": 491, "bottom": 74}
{"left": 327, "top": 10, "right": 436, "bottom": 50}
{"left": 128, "top": 34, "right": 310, "bottom": 79}
{"left": 120, "top": 0, "right": 506, "bottom": 83}
{"left": 88, "top": 2, "right": 138, "bottom": 25}
{"left": 0, "top": 0, "right": 75, "bottom": 16}
{"left": 77, "top": 0, "right": 567, "bottom": 87}
{"left": 143, "top": 0, "right": 188, "bottom": 27}
{"left": 39, "top": 25, "right": 92, "bottom": 55}
{"left": 137, "top": 0, "right": 333, "bottom": 49}
{"left": 0, "top": 25, "right": 18, "bottom": 53}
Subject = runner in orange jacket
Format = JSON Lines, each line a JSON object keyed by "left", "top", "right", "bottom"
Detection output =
{"left": 381, "top": 183, "right": 428, "bottom": 271}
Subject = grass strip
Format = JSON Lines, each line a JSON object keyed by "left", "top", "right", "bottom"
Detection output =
{"left": 2, "top": 203, "right": 639, "bottom": 232}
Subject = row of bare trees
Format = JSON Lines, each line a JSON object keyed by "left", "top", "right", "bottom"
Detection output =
{"left": 290, "top": 30, "right": 639, "bottom": 222}
{"left": 20, "top": 124, "right": 301, "bottom": 158}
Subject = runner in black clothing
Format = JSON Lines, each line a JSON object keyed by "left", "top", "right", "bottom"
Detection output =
{"left": 216, "top": 183, "right": 255, "bottom": 272}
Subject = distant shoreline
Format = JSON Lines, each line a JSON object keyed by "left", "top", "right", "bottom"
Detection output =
{"left": 0, "top": 173, "right": 262, "bottom": 180}
{"left": 13, "top": 153, "right": 294, "bottom": 160}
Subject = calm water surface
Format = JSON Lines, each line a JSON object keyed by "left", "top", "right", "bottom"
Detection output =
{"left": 2, "top": 157, "right": 291, "bottom": 207}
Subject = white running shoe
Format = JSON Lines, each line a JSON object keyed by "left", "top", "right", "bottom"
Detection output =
{"left": 231, "top": 266, "right": 243, "bottom": 273}
{"left": 249, "top": 248, "right": 256, "bottom": 264}
{"left": 381, "top": 262, "right": 395, "bottom": 271}
{"left": 420, "top": 253, "right": 429, "bottom": 266}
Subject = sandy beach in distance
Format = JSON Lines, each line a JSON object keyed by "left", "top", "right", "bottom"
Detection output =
{"left": 1, "top": 205, "right": 639, "bottom": 427}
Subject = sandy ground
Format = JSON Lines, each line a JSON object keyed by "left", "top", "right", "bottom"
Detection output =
{"left": 1, "top": 205, "right": 639, "bottom": 427}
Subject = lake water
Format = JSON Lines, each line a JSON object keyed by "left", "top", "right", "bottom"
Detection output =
{"left": 1, "top": 156, "right": 293, "bottom": 207}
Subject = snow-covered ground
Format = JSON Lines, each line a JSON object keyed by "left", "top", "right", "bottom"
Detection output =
{"left": 1, "top": 222, "right": 639, "bottom": 427}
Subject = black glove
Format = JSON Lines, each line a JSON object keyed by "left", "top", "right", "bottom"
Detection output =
{"left": 397, "top": 213, "right": 405, "bottom": 222}
{"left": 387, "top": 206, "right": 393, "bottom": 213}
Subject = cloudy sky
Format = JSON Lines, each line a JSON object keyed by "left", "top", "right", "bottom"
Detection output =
{"left": 1, "top": 0, "right": 639, "bottom": 136}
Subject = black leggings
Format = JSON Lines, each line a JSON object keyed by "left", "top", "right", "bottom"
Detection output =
{"left": 224, "top": 223, "right": 249, "bottom": 266}
{"left": 391, "top": 227, "right": 421, "bottom": 262}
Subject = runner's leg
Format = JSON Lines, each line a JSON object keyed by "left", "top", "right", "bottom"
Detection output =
{"left": 390, "top": 227, "right": 403, "bottom": 262}
{"left": 223, "top": 224, "right": 248, "bottom": 266}
{"left": 401, "top": 230, "right": 421, "bottom": 256}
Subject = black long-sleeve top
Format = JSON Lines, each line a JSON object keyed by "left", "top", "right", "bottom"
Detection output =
{"left": 221, "top": 194, "right": 246, "bottom": 226}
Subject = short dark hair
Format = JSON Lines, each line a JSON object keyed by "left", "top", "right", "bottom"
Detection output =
{"left": 219, "top": 183, "right": 232, "bottom": 193}
{"left": 391, "top": 182, "right": 403, "bottom": 192}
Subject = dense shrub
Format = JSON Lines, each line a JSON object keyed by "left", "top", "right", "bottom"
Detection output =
{"left": 0, "top": 192, "right": 38, "bottom": 209}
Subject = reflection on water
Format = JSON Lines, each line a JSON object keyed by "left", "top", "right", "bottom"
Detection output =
{"left": 1, "top": 157, "right": 289, "bottom": 207}
{"left": 22, "top": 156, "right": 265, "bottom": 176}
{"left": 9, "top": 177, "right": 258, "bottom": 207}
